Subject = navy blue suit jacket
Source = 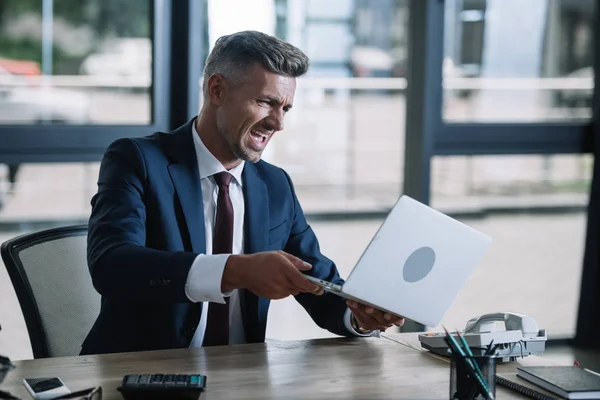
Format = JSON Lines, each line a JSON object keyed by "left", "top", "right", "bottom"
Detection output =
{"left": 81, "top": 119, "right": 350, "bottom": 354}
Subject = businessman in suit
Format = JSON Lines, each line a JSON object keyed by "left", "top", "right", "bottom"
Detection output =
{"left": 81, "top": 30, "right": 404, "bottom": 355}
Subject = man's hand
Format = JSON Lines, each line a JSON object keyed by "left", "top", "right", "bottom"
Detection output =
{"left": 347, "top": 300, "right": 405, "bottom": 332}
{"left": 222, "top": 251, "right": 324, "bottom": 299}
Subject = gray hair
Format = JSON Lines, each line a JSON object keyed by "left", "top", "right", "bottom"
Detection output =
{"left": 202, "top": 30, "right": 310, "bottom": 96}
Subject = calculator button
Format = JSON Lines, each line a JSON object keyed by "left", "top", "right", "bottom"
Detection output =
{"left": 163, "top": 375, "right": 176, "bottom": 387}
{"left": 137, "top": 375, "right": 151, "bottom": 385}
{"left": 175, "top": 374, "right": 187, "bottom": 386}
{"left": 125, "top": 375, "right": 139, "bottom": 386}
{"left": 188, "top": 375, "right": 200, "bottom": 387}
{"left": 149, "top": 374, "right": 164, "bottom": 386}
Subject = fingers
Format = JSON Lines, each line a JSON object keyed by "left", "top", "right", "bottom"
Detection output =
{"left": 388, "top": 315, "right": 406, "bottom": 327}
{"left": 348, "top": 302, "right": 386, "bottom": 331}
{"left": 277, "top": 251, "right": 312, "bottom": 271}
{"left": 347, "top": 301, "right": 405, "bottom": 331}
{"left": 247, "top": 252, "right": 323, "bottom": 300}
{"left": 286, "top": 285, "right": 324, "bottom": 297}
{"left": 286, "top": 273, "right": 323, "bottom": 295}
{"left": 276, "top": 252, "right": 323, "bottom": 295}
{"left": 373, "top": 307, "right": 405, "bottom": 327}
{"left": 297, "top": 283, "right": 324, "bottom": 296}
{"left": 363, "top": 306, "right": 390, "bottom": 326}
{"left": 268, "top": 283, "right": 321, "bottom": 299}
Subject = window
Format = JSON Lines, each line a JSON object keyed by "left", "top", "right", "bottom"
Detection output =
{"left": 429, "top": 154, "right": 592, "bottom": 337}
{"left": 406, "top": 0, "right": 597, "bottom": 338}
{"left": 0, "top": 0, "right": 153, "bottom": 125}
{"left": 443, "top": 0, "right": 595, "bottom": 123}
{"left": 271, "top": 0, "right": 409, "bottom": 214}
{"left": 205, "top": 0, "right": 409, "bottom": 214}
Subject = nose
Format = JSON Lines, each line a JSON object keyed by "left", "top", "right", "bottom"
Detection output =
{"left": 266, "top": 108, "right": 284, "bottom": 132}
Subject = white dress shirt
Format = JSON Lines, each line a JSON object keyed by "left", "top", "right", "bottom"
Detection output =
{"left": 184, "top": 125, "right": 366, "bottom": 347}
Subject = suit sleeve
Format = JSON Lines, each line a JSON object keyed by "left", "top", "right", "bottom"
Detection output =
{"left": 280, "top": 170, "right": 354, "bottom": 337}
{"left": 87, "top": 138, "right": 197, "bottom": 303}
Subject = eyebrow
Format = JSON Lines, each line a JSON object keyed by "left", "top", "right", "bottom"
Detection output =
{"left": 263, "top": 96, "right": 293, "bottom": 111}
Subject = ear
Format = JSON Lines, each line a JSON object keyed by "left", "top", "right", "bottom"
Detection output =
{"left": 205, "top": 73, "right": 228, "bottom": 106}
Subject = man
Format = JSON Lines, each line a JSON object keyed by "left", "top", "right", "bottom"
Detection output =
{"left": 81, "top": 30, "right": 404, "bottom": 355}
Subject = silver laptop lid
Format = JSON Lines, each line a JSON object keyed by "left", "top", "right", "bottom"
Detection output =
{"left": 341, "top": 195, "right": 492, "bottom": 327}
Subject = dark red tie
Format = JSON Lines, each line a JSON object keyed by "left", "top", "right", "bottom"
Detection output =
{"left": 203, "top": 172, "right": 234, "bottom": 346}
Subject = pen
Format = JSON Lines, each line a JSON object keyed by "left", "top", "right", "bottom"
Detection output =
{"left": 456, "top": 330, "right": 490, "bottom": 400}
{"left": 443, "top": 327, "right": 494, "bottom": 400}
{"left": 456, "top": 330, "right": 488, "bottom": 383}
{"left": 444, "top": 336, "right": 490, "bottom": 400}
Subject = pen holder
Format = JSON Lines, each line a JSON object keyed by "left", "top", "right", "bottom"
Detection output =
{"left": 449, "top": 354, "right": 496, "bottom": 400}
{"left": 0, "top": 355, "right": 14, "bottom": 385}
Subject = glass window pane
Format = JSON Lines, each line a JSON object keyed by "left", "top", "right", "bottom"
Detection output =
{"left": 207, "top": 0, "right": 409, "bottom": 214}
{"left": 0, "top": 0, "right": 152, "bottom": 125}
{"left": 306, "top": 0, "right": 354, "bottom": 19}
{"left": 429, "top": 154, "right": 592, "bottom": 337}
{"left": 305, "top": 24, "right": 353, "bottom": 63}
{"left": 443, "top": 0, "right": 595, "bottom": 122}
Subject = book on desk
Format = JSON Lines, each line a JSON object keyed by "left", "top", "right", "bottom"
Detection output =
{"left": 496, "top": 366, "right": 600, "bottom": 400}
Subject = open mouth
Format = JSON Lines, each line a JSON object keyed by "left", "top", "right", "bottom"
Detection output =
{"left": 249, "top": 129, "right": 269, "bottom": 149}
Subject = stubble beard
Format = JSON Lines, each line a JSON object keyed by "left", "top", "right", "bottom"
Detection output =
{"left": 216, "top": 119, "right": 261, "bottom": 163}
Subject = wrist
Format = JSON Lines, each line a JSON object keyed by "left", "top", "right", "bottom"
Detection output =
{"left": 351, "top": 313, "right": 371, "bottom": 334}
{"left": 221, "top": 254, "right": 248, "bottom": 292}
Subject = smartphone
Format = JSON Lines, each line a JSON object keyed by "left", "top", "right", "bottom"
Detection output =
{"left": 23, "top": 377, "right": 71, "bottom": 399}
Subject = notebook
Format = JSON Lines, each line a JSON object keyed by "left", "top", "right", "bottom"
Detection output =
{"left": 496, "top": 373, "right": 560, "bottom": 400}
{"left": 515, "top": 366, "right": 600, "bottom": 399}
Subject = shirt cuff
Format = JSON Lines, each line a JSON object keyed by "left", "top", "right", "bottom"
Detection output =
{"left": 344, "top": 308, "right": 376, "bottom": 337}
{"left": 185, "top": 253, "right": 232, "bottom": 303}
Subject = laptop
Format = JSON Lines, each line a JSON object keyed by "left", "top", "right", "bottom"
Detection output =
{"left": 305, "top": 195, "right": 492, "bottom": 327}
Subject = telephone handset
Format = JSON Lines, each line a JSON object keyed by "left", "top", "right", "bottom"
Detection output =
{"left": 464, "top": 312, "right": 541, "bottom": 337}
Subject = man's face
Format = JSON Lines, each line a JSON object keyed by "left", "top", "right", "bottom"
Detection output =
{"left": 214, "top": 63, "right": 296, "bottom": 163}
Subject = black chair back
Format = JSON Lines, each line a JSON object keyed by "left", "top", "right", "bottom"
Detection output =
{"left": 1, "top": 225, "right": 99, "bottom": 358}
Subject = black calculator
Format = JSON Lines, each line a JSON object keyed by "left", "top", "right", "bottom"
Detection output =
{"left": 117, "top": 373, "right": 207, "bottom": 400}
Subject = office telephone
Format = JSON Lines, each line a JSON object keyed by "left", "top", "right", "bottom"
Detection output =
{"left": 418, "top": 312, "right": 547, "bottom": 361}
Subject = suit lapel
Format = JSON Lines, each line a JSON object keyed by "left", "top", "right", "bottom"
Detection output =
{"left": 242, "top": 163, "right": 269, "bottom": 254}
{"left": 241, "top": 162, "right": 271, "bottom": 342}
{"left": 164, "top": 119, "right": 206, "bottom": 254}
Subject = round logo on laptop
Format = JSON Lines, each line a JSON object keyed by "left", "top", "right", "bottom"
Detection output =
{"left": 403, "top": 246, "right": 436, "bottom": 283}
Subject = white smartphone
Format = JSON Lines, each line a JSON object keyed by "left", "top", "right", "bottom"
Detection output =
{"left": 23, "top": 377, "right": 71, "bottom": 399}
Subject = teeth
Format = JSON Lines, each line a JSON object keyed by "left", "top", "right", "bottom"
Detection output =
{"left": 252, "top": 130, "right": 267, "bottom": 138}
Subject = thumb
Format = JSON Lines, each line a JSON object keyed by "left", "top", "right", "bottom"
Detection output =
{"left": 278, "top": 251, "right": 312, "bottom": 271}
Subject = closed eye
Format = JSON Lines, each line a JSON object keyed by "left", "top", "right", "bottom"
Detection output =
{"left": 257, "top": 97, "right": 293, "bottom": 112}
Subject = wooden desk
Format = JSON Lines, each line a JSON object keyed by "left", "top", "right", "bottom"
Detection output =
{"left": 1, "top": 334, "right": 553, "bottom": 399}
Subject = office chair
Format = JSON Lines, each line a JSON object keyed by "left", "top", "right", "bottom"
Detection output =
{"left": 1, "top": 225, "right": 99, "bottom": 358}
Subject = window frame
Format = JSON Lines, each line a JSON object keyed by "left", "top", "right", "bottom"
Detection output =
{"left": 0, "top": 0, "right": 200, "bottom": 164}
{"left": 402, "top": 0, "right": 596, "bottom": 337}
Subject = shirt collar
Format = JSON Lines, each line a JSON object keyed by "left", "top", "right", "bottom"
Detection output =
{"left": 192, "top": 122, "right": 244, "bottom": 186}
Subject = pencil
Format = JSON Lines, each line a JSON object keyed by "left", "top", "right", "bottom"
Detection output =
{"left": 456, "top": 330, "right": 489, "bottom": 389}
{"left": 443, "top": 327, "right": 494, "bottom": 400}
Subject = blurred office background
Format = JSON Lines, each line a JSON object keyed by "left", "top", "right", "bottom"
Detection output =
{"left": 0, "top": 0, "right": 599, "bottom": 361}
